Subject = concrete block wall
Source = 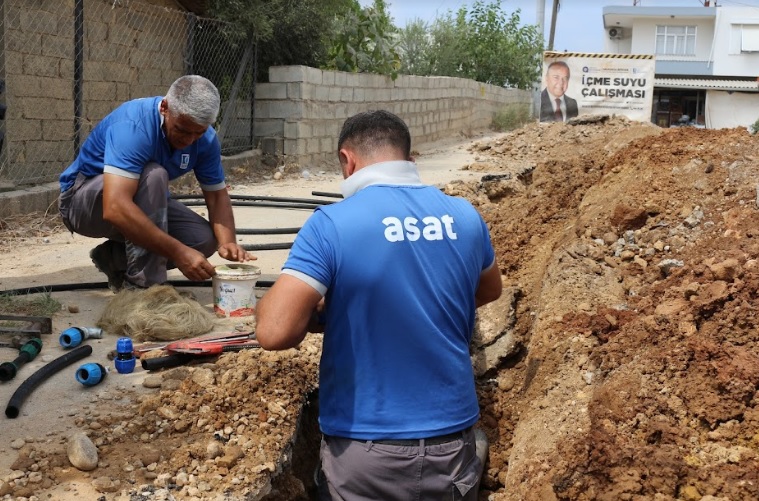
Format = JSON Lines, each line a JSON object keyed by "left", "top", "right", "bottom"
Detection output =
{"left": 254, "top": 66, "right": 532, "bottom": 169}
{"left": 80, "top": 0, "right": 185, "bottom": 135}
{"left": 0, "top": 0, "right": 185, "bottom": 186}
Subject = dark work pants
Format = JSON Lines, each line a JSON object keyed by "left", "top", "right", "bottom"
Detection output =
{"left": 317, "top": 427, "right": 483, "bottom": 501}
{"left": 58, "top": 163, "right": 217, "bottom": 287}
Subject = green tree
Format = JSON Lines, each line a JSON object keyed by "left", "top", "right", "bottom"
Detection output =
{"left": 324, "top": 0, "right": 401, "bottom": 79}
{"left": 207, "top": 0, "right": 354, "bottom": 80}
{"left": 415, "top": 0, "right": 543, "bottom": 89}
{"left": 398, "top": 18, "right": 432, "bottom": 76}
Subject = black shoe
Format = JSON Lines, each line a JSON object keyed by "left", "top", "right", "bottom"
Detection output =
{"left": 90, "top": 241, "right": 126, "bottom": 293}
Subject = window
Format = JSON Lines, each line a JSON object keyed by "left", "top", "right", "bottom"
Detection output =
{"left": 655, "top": 25, "right": 696, "bottom": 56}
{"left": 741, "top": 25, "right": 759, "bottom": 52}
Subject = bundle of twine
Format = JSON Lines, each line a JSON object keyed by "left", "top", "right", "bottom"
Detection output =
{"left": 97, "top": 285, "right": 216, "bottom": 341}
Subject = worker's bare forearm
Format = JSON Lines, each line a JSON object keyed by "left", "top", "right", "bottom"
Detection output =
{"left": 204, "top": 188, "right": 237, "bottom": 247}
{"left": 256, "top": 275, "right": 323, "bottom": 350}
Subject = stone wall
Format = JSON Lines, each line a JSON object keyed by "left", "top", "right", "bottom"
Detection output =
{"left": 254, "top": 66, "right": 532, "bottom": 169}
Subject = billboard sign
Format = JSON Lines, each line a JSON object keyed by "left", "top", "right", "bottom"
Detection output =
{"left": 539, "top": 51, "right": 655, "bottom": 123}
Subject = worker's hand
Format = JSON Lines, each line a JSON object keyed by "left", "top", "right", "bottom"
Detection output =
{"left": 217, "top": 242, "right": 256, "bottom": 262}
{"left": 175, "top": 247, "right": 217, "bottom": 281}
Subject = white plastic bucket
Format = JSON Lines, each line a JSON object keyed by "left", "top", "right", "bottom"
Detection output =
{"left": 212, "top": 264, "right": 261, "bottom": 317}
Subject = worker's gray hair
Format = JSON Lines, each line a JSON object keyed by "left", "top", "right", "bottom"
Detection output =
{"left": 165, "top": 75, "right": 220, "bottom": 126}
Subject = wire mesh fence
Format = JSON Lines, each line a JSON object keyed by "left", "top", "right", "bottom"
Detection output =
{"left": 0, "top": 0, "right": 256, "bottom": 188}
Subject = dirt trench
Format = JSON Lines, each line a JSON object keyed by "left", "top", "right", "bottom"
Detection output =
{"left": 469, "top": 117, "right": 759, "bottom": 500}
{"left": 5, "top": 117, "right": 759, "bottom": 500}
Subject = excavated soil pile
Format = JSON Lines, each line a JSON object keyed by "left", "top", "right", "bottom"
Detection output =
{"left": 464, "top": 116, "right": 759, "bottom": 500}
{"left": 5, "top": 116, "right": 759, "bottom": 501}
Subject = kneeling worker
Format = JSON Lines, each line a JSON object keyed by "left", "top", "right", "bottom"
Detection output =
{"left": 58, "top": 75, "right": 253, "bottom": 291}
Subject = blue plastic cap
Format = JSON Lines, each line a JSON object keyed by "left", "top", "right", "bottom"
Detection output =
{"left": 116, "top": 337, "right": 133, "bottom": 354}
{"left": 76, "top": 363, "right": 107, "bottom": 386}
{"left": 115, "top": 337, "right": 136, "bottom": 374}
{"left": 59, "top": 327, "right": 83, "bottom": 349}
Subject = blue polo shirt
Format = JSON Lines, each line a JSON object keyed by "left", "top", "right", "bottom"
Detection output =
{"left": 282, "top": 160, "right": 496, "bottom": 440}
{"left": 59, "top": 96, "right": 225, "bottom": 192}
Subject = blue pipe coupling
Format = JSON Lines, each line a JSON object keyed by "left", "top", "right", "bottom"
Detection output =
{"left": 75, "top": 363, "right": 107, "bottom": 387}
{"left": 59, "top": 327, "right": 103, "bottom": 349}
{"left": 114, "top": 337, "right": 136, "bottom": 374}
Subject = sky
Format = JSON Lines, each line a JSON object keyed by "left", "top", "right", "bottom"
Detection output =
{"left": 358, "top": 0, "right": 759, "bottom": 53}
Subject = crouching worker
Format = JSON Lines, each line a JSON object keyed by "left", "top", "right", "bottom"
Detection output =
{"left": 255, "top": 110, "right": 503, "bottom": 500}
{"left": 58, "top": 75, "right": 254, "bottom": 291}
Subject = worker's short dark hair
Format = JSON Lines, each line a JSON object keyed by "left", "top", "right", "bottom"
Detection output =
{"left": 337, "top": 110, "right": 411, "bottom": 161}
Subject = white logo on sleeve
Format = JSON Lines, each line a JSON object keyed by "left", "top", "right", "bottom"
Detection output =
{"left": 382, "top": 215, "right": 457, "bottom": 242}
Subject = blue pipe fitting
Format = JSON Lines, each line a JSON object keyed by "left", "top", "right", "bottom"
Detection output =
{"left": 114, "top": 337, "right": 136, "bottom": 374}
{"left": 59, "top": 327, "right": 103, "bottom": 349}
{"left": 75, "top": 363, "right": 107, "bottom": 387}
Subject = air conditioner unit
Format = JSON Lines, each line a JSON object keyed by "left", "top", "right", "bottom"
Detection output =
{"left": 608, "top": 27, "right": 622, "bottom": 39}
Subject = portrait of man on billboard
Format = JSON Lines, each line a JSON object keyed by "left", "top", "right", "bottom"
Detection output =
{"left": 540, "top": 60, "right": 579, "bottom": 123}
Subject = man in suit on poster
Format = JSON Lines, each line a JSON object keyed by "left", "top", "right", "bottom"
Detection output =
{"left": 540, "top": 61, "right": 579, "bottom": 123}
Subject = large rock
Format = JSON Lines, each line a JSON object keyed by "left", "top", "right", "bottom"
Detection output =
{"left": 67, "top": 432, "right": 98, "bottom": 471}
{"left": 610, "top": 204, "right": 648, "bottom": 231}
{"left": 471, "top": 286, "right": 521, "bottom": 377}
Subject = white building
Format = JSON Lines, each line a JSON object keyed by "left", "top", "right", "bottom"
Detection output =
{"left": 603, "top": 4, "right": 759, "bottom": 129}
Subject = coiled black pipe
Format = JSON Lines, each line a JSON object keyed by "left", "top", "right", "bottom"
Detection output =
{"left": 0, "top": 279, "right": 276, "bottom": 297}
{"left": 173, "top": 194, "right": 334, "bottom": 205}
{"left": 236, "top": 227, "right": 301, "bottom": 235}
{"left": 311, "top": 191, "right": 343, "bottom": 199}
{"left": 5, "top": 344, "right": 92, "bottom": 419}
{"left": 242, "top": 242, "right": 293, "bottom": 251}
{"left": 181, "top": 200, "right": 320, "bottom": 210}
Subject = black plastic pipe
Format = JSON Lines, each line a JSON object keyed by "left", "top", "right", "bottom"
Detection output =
{"left": 236, "top": 227, "right": 301, "bottom": 235}
{"left": 180, "top": 200, "right": 320, "bottom": 210}
{"left": 0, "top": 279, "right": 275, "bottom": 297}
{"left": 5, "top": 344, "right": 92, "bottom": 419}
{"left": 141, "top": 352, "right": 210, "bottom": 371}
{"left": 311, "top": 191, "right": 343, "bottom": 199}
{"left": 242, "top": 242, "right": 293, "bottom": 251}
{"left": 173, "top": 194, "right": 334, "bottom": 205}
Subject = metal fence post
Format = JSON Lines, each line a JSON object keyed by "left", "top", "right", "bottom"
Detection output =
{"left": 249, "top": 41, "right": 258, "bottom": 147}
{"left": 185, "top": 12, "right": 196, "bottom": 75}
{"left": 73, "top": 0, "right": 84, "bottom": 158}
{"left": 216, "top": 37, "right": 254, "bottom": 146}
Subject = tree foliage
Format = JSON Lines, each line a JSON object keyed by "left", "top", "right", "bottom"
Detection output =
{"left": 323, "top": 0, "right": 401, "bottom": 79}
{"left": 207, "top": 0, "right": 354, "bottom": 81}
{"left": 398, "top": 18, "right": 432, "bottom": 76}
{"left": 402, "top": 0, "right": 543, "bottom": 89}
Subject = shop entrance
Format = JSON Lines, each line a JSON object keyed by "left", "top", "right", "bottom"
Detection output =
{"left": 652, "top": 89, "right": 705, "bottom": 128}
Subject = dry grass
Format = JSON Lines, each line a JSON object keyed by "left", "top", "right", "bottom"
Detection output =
{"left": 0, "top": 292, "right": 61, "bottom": 318}
{"left": 0, "top": 201, "right": 66, "bottom": 254}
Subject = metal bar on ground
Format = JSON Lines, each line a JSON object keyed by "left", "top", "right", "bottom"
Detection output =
{"left": 0, "top": 315, "right": 52, "bottom": 335}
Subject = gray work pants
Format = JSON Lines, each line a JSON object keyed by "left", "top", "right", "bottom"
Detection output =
{"left": 58, "top": 163, "right": 216, "bottom": 287}
{"left": 317, "top": 427, "right": 483, "bottom": 501}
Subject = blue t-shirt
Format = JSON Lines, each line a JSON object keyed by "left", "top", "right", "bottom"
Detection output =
{"left": 59, "top": 96, "right": 225, "bottom": 192}
{"left": 282, "top": 161, "right": 496, "bottom": 440}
